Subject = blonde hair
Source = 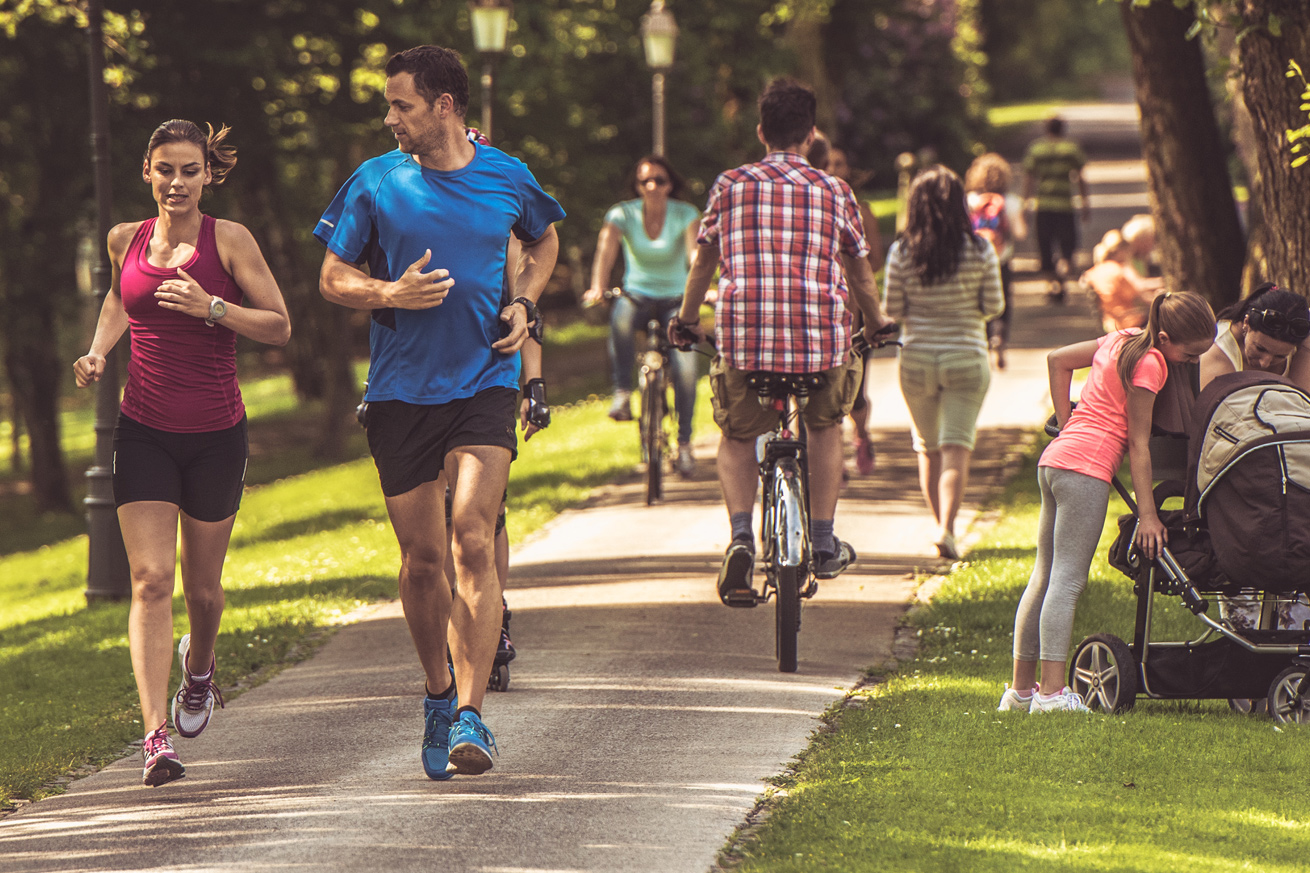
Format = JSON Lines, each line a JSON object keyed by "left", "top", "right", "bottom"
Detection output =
{"left": 1115, "top": 290, "right": 1216, "bottom": 391}
{"left": 1093, "top": 229, "right": 1129, "bottom": 264}
{"left": 964, "top": 152, "right": 1011, "bottom": 195}
{"left": 1121, "top": 214, "right": 1154, "bottom": 245}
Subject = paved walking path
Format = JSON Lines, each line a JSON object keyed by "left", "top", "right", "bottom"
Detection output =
{"left": 1, "top": 108, "right": 1138, "bottom": 872}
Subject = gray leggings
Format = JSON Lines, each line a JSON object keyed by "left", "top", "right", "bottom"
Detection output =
{"left": 1013, "top": 465, "right": 1110, "bottom": 663}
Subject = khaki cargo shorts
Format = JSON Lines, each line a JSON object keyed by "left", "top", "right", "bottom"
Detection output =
{"left": 709, "top": 353, "right": 864, "bottom": 441}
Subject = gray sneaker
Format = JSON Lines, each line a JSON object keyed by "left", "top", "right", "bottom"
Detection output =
{"left": 608, "top": 391, "right": 633, "bottom": 421}
{"left": 675, "top": 443, "right": 695, "bottom": 477}
{"left": 997, "top": 685, "right": 1035, "bottom": 712}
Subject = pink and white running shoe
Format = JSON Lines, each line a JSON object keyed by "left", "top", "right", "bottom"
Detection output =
{"left": 172, "top": 633, "right": 224, "bottom": 738}
{"left": 142, "top": 723, "right": 184, "bottom": 787}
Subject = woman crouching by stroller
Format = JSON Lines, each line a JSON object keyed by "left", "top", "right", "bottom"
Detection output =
{"left": 1000, "top": 291, "right": 1216, "bottom": 713}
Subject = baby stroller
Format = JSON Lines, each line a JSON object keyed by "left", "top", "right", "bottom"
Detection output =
{"left": 1067, "top": 369, "right": 1310, "bottom": 722}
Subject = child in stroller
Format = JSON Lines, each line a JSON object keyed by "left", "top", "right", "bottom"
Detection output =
{"left": 1068, "top": 367, "right": 1310, "bottom": 722}
{"left": 1000, "top": 291, "right": 1217, "bottom": 714}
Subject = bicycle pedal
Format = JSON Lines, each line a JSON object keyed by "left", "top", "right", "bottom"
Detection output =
{"left": 722, "top": 588, "right": 760, "bottom": 608}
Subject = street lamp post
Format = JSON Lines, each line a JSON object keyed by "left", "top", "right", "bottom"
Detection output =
{"left": 83, "top": 0, "right": 131, "bottom": 603}
{"left": 640, "top": 0, "right": 678, "bottom": 157}
{"left": 468, "top": 0, "right": 512, "bottom": 143}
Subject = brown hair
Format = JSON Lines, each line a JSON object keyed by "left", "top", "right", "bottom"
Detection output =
{"left": 901, "top": 164, "right": 978, "bottom": 285}
{"left": 1115, "top": 290, "right": 1216, "bottom": 391}
{"left": 144, "top": 120, "right": 237, "bottom": 187}
{"left": 627, "top": 154, "right": 687, "bottom": 200}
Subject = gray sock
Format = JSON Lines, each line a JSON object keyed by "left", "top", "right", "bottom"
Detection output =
{"left": 730, "top": 512, "right": 753, "bottom": 543}
{"left": 812, "top": 518, "right": 836, "bottom": 556}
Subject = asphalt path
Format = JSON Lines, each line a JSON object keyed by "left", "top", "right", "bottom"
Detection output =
{"left": 0, "top": 105, "right": 1136, "bottom": 873}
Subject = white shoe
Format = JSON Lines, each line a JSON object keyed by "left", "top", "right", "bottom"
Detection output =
{"left": 935, "top": 531, "right": 959, "bottom": 561}
{"left": 997, "top": 684, "right": 1036, "bottom": 712}
{"left": 1030, "top": 686, "right": 1092, "bottom": 714}
{"left": 172, "top": 634, "right": 224, "bottom": 738}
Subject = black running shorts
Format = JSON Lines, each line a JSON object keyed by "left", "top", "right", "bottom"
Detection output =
{"left": 112, "top": 413, "right": 248, "bottom": 522}
{"left": 365, "top": 387, "right": 518, "bottom": 498}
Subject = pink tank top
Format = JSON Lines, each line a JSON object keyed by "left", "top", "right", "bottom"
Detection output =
{"left": 119, "top": 215, "right": 245, "bottom": 432}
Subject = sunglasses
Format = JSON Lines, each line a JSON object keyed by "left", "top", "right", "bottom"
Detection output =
{"left": 638, "top": 175, "right": 670, "bottom": 186}
{"left": 1250, "top": 308, "right": 1310, "bottom": 341}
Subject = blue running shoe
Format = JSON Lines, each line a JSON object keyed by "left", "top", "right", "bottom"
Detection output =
{"left": 447, "top": 711, "right": 498, "bottom": 775}
{"left": 422, "top": 692, "right": 458, "bottom": 781}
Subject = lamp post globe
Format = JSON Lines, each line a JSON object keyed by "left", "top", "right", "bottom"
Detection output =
{"left": 468, "top": 0, "right": 513, "bottom": 143}
{"left": 640, "top": 0, "right": 678, "bottom": 157}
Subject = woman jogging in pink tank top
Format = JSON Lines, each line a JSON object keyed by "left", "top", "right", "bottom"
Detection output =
{"left": 73, "top": 120, "right": 291, "bottom": 787}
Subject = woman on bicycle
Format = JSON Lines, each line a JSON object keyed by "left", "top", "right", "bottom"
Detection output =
{"left": 584, "top": 155, "right": 701, "bottom": 476}
{"left": 73, "top": 120, "right": 291, "bottom": 786}
{"left": 884, "top": 165, "right": 1004, "bottom": 561}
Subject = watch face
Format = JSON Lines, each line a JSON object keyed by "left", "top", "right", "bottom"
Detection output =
{"left": 211, "top": 298, "right": 227, "bottom": 318}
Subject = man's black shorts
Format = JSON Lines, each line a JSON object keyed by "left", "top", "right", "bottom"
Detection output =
{"left": 112, "top": 412, "right": 248, "bottom": 522}
{"left": 364, "top": 387, "right": 518, "bottom": 498}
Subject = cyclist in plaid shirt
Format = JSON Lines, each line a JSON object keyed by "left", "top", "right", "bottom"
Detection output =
{"left": 673, "top": 78, "right": 893, "bottom": 605}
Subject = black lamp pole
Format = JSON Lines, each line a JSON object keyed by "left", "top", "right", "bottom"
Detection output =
{"left": 83, "top": 0, "right": 131, "bottom": 604}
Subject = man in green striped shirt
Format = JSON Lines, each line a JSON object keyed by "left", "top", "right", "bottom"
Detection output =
{"left": 1021, "top": 115, "right": 1090, "bottom": 304}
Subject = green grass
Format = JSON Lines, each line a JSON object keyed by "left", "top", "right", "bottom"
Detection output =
{"left": 987, "top": 101, "right": 1066, "bottom": 130}
{"left": 724, "top": 440, "right": 1310, "bottom": 872}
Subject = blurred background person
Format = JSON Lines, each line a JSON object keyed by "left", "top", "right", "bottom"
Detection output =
{"left": 964, "top": 152, "right": 1026, "bottom": 370}
{"left": 1080, "top": 229, "right": 1163, "bottom": 333}
{"left": 585, "top": 155, "right": 701, "bottom": 477}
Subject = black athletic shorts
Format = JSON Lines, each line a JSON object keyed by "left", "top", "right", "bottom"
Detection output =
{"left": 112, "top": 413, "right": 248, "bottom": 522}
{"left": 364, "top": 387, "right": 518, "bottom": 498}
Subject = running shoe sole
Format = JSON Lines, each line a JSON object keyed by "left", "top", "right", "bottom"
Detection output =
{"left": 143, "top": 757, "right": 186, "bottom": 788}
{"left": 447, "top": 743, "right": 494, "bottom": 776}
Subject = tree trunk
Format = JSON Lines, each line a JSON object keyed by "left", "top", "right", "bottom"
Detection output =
{"left": 1121, "top": 0, "right": 1246, "bottom": 309}
{"left": 1234, "top": 0, "right": 1310, "bottom": 292}
{"left": 5, "top": 329, "right": 71, "bottom": 514}
{"left": 249, "top": 186, "right": 357, "bottom": 460}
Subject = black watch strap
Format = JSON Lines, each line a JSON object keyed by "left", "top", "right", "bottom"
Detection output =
{"left": 511, "top": 296, "right": 539, "bottom": 324}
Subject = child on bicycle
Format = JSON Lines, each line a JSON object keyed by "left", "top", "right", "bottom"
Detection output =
{"left": 1001, "top": 291, "right": 1215, "bottom": 713}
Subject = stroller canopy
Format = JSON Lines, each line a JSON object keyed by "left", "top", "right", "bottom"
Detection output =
{"left": 1185, "top": 370, "right": 1310, "bottom": 591}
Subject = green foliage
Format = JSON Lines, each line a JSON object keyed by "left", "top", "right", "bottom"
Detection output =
{"left": 979, "top": 0, "right": 1132, "bottom": 104}
{"left": 821, "top": 0, "right": 990, "bottom": 186}
{"left": 1288, "top": 60, "right": 1310, "bottom": 169}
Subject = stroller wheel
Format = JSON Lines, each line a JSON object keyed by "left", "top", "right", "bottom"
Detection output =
{"left": 1268, "top": 666, "right": 1310, "bottom": 724}
{"left": 1228, "top": 697, "right": 1269, "bottom": 716}
{"left": 1069, "top": 633, "right": 1138, "bottom": 713}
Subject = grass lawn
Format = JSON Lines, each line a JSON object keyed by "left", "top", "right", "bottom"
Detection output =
{"left": 723, "top": 440, "right": 1310, "bottom": 872}
{"left": 0, "top": 341, "right": 717, "bottom": 809}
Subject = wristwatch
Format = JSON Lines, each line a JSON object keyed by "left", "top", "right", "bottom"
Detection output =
{"left": 510, "top": 296, "right": 539, "bottom": 326}
{"left": 205, "top": 296, "right": 228, "bottom": 327}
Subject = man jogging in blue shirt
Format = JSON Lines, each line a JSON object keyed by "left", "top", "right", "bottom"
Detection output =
{"left": 315, "top": 45, "right": 564, "bottom": 779}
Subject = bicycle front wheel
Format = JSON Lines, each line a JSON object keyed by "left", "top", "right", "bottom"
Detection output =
{"left": 771, "top": 456, "right": 808, "bottom": 672}
{"left": 642, "top": 377, "right": 665, "bottom": 505}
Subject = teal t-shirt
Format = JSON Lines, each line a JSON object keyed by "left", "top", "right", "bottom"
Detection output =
{"left": 604, "top": 198, "right": 700, "bottom": 299}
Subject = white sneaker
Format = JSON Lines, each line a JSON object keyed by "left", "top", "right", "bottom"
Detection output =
{"left": 997, "top": 685, "right": 1036, "bottom": 712}
{"left": 1030, "top": 686, "right": 1092, "bottom": 714}
{"left": 172, "top": 633, "right": 224, "bottom": 738}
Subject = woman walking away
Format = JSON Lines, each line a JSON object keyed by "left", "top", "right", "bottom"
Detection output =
{"left": 73, "top": 120, "right": 291, "bottom": 785}
{"left": 1002, "top": 292, "right": 1215, "bottom": 714}
{"left": 584, "top": 155, "right": 702, "bottom": 476}
{"left": 884, "top": 165, "right": 1005, "bottom": 560}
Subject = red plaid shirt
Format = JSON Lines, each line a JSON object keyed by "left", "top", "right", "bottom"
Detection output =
{"left": 698, "top": 151, "right": 870, "bottom": 372}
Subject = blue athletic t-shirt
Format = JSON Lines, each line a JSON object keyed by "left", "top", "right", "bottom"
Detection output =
{"left": 314, "top": 144, "right": 565, "bottom": 404}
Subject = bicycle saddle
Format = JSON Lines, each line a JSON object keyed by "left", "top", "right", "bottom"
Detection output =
{"left": 745, "top": 371, "right": 827, "bottom": 399}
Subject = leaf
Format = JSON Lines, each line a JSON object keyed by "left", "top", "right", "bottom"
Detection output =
{"left": 1184, "top": 20, "right": 1202, "bottom": 41}
{"left": 1268, "top": 13, "right": 1282, "bottom": 38}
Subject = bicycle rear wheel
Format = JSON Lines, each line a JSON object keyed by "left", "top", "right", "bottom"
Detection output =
{"left": 642, "top": 377, "right": 665, "bottom": 505}
{"left": 775, "top": 565, "right": 800, "bottom": 672}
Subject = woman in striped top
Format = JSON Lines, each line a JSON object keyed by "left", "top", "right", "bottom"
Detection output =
{"left": 885, "top": 165, "right": 1005, "bottom": 560}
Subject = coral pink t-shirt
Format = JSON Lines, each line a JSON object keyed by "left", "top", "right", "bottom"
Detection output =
{"left": 118, "top": 215, "right": 245, "bottom": 433}
{"left": 1040, "top": 330, "right": 1167, "bottom": 483}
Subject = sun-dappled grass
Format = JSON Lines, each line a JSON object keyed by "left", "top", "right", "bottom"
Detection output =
{"left": 724, "top": 440, "right": 1310, "bottom": 872}
{"left": 0, "top": 374, "right": 695, "bottom": 807}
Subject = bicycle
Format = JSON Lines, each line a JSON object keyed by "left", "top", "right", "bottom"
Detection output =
{"left": 603, "top": 287, "right": 676, "bottom": 505}
{"left": 672, "top": 321, "right": 900, "bottom": 673}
